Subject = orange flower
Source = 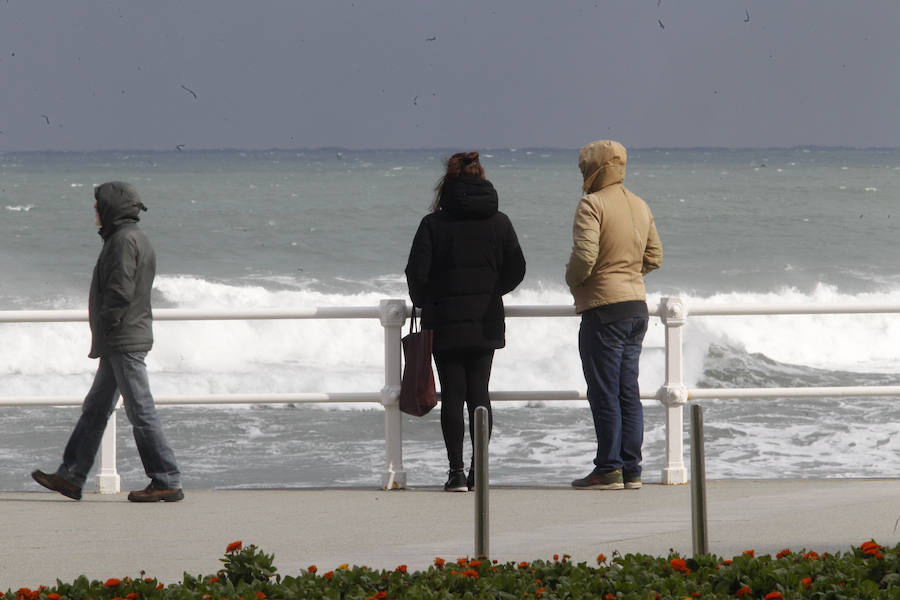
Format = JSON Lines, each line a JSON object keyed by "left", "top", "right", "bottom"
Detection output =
{"left": 208, "top": 577, "right": 220, "bottom": 583}
{"left": 126, "top": 594, "right": 140, "bottom": 600}
{"left": 764, "top": 593, "right": 783, "bottom": 600}
{"left": 457, "top": 557, "right": 468, "bottom": 566}
{"left": 226, "top": 541, "right": 242, "bottom": 553}
{"left": 536, "top": 588, "right": 546, "bottom": 597}
{"left": 144, "top": 579, "right": 154, "bottom": 583}
{"left": 861, "top": 541, "right": 880, "bottom": 552}
{"left": 433, "top": 558, "right": 446, "bottom": 569}
{"left": 722, "top": 559, "right": 733, "bottom": 565}
{"left": 692, "top": 593, "right": 701, "bottom": 598}
{"left": 104, "top": 579, "right": 122, "bottom": 588}
{"left": 373, "top": 592, "right": 387, "bottom": 600}
{"left": 775, "top": 549, "right": 790, "bottom": 559}
{"left": 743, "top": 550, "right": 755, "bottom": 558}
{"left": 308, "top": 565, "right": 318, "bottom": 574}
{"left": 605, "top": 594, "right": 615, "bottom": 600}
{"left": 736, "top": 586, "right": 753, "bottom": 598}
{"left": 396, "top": 564, "right": 408, "bottom": 573}
{"left": 338, "top": 563, "right": 349, "bottom": 570}
{"left": 255, "top": 592, "right": 266, "bottom": 599}
{"left": 47, "top": 595, "right": 61, "bottom": 600}
{"left": 803, "top": 552, "right": 819, "bottom": 560}
{"left": 323, "top": 571, "right": 334, "bottom": 580}
{"left": 518, "top": 561, "right": 530, "bottom": 569}
{"left": 596, "top": 554, "right": 607, "bottom": 564}
{"left": 461, "top": 569, "right": 479, "bottom": 579}
{"left": 155, "top": 584, "right": 164, "bottom": 591}
{"left": 670, "top": 558, "right": 690, "bottom": 574}
{"left": 562, "top": 554, "right": 571, "bottom": 563}
{"left": 801, "top": 577, "right": 812, "bottom": 589}
{"left": 553, "top": 554, "right": 559, "bottom": 562}
{"left": 468, "top": 560, "right": 482, "bottom": 568}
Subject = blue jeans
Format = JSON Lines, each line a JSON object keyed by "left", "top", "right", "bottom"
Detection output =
{"left": 578, "top": 316, "right": 648, "bottom": 475}
{"left": 56, "top": 351, "right": 181, "bottom": 489}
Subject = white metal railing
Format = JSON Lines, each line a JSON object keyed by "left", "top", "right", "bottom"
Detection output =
{"left": 2, "top": 297, "right": 899, "bottom": 492}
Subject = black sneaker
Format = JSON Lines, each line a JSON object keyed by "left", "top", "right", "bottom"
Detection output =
{"left": 623, "top": 472, "right": 642, "bottom": 489}
{"left": 444, "top": 469, "right": 468, "bottom": 492}
{"left": 571, "top": 468, "right": 624, "bottom": 490}
{"left": 467, "top": 468, "right": 475, "bottom": 491}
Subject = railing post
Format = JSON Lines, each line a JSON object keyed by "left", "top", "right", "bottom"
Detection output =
{"left": 96, "top": 402, "right": 121, "bottom": 493}
{"left": 379, "top": 299, "right": 408, "bottom": 489}
{"left": 474, "top": 405, "right": 490, "bottom": 559}
{"left": 690, "top": 404, "right": 709, "bottom": 555}
{"left": 658, "top": 296, "right": 689, "bottom": 484}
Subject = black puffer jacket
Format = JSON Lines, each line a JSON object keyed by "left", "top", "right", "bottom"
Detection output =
{"left": 88, "top": 182, "right": 156, "bottom": 358}
{"left": 405, "top": 175, "right": 526, "bottom": 352}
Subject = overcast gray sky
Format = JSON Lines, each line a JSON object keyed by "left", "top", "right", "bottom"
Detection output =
{"left": 2, "top": 1, "right": 899, "bottom": 151}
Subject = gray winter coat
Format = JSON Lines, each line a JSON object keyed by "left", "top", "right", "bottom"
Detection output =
{"left": 88, "top": 182, "right": 156, "bottom": 358}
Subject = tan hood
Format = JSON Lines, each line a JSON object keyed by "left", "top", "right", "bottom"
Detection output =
{"left": 578, "top": 140, "right": 627, "bottom": 194}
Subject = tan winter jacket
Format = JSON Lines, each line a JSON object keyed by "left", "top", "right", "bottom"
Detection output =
{"left": 565, "top": 140, "right": 662, "bottom": 313}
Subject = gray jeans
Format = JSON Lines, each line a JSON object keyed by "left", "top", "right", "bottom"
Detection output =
{"left": 57, "top": 351, "right": 181, "bottom": 489}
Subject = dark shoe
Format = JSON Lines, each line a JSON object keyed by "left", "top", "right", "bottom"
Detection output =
{"left": 572, "top": 468, "right": 624, "bottom": 490}
{"left": 624, "top": 472, "right": 642, "bottom": 489}
{"left": 444, "top": 470, "right": 468, "bottom": 492}
{"left": 467, "top": 468, "right": 475, "bottom": 491}
{"left": 31, "top": 470, "right": 82, "bottom": 500}
{"left": 127, "top": 484, "right": 185, "bottom": 503}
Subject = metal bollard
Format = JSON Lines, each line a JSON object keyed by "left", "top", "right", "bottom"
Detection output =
{"left": 690, "top": 403, "right": 709, "bottom": 555}
{"left": 474, "top": 405, "right": 489, "bottom": 559}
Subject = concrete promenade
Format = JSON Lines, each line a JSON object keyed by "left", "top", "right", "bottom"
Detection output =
{"left": 3, "top": 479, "right": 899, "bottom": 590}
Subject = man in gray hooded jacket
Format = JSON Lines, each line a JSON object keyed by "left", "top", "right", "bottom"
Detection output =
{"left": 32, "top": 182, "right": 183, "bottom": 502}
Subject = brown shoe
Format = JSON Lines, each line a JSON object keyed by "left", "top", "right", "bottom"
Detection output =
{"left": 127, "top": 484, "right": 184, "bottom": 503}
{"left": 31, "top": 470, "right": 82, "bottom": 500}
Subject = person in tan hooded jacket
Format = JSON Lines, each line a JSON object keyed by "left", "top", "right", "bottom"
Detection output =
{"left": 565, "top": 140, "right": 662, "bottom": 490}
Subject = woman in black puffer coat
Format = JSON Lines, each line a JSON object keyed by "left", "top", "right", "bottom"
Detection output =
{"left": 405, "top": 152, "right": 526, "bottom": 491}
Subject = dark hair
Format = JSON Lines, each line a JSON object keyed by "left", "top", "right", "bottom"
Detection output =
{"left": 431, "top": 151, "right": 485, "bottom": 212}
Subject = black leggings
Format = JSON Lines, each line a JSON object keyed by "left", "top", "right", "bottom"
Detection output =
{"left": 433, "top": 348, "right": 495, "bottom": 470}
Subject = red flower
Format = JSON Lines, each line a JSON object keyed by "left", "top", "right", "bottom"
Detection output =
{"left": 743, "top": 550, "right": 755, "bottom": 558}
{"left": 255, "top": 592, "right": 266, "bottom": 599}
{"left": 373, "top": 592, "right": 387, "bottom": 600}
{"left": 323, "top": 571, "right": 334, "bottom": 580}
{"left": 536, "top": 588, "right": 545, "bottom": 597}
{"left": 308, "top": 565, "right": 318, "bottom": 574}
{"left": 670, "top": 558, "right": 690, "bottom": 573}
{"left": 764, "top": 593, "right": 783, "bottom": 600}
{"left": 226, "top": 541, "right": 242, "bottom": 553}
{"left": 553, "top": 554, "right": 559, "bottom": 562}
{"left": 597, "top": 553, "right": 607, "bottom": 564}
{"left": 396, "top": 564, "right": 408, "bottom": 573}
{"left": 775, "top": 549, "right": 790, "bottom": 559}
{"left": 457, "top": 557, "right": 468, "bottom": 566}
{"left": 104, "top": 579, "right": 122, "bottom": 588}
{"left": 722, "top": 559, "right": 733, "bottom": 565}
{"left": 518, "top": 561, "right": 530, "bottom": 569}
{"left": 605, "top": 594, "right": 615, "bottom": 600}
{"left": 468, "top": 560, "right": 482, "bottom": 568}
{"left": 126, "top": 594, "right": 140, "bottom": 600}
{"left": 736, "top": 586, "right": 753, "bottom": 598}
{"left": 653, "top": 595, "right": 661, "bottom": 599}
{"left": 803, "top": 551, "right": 819, "bottom": 560}
{"left": 692, "top": 593, "right": 701, "bottom": 598}
{"left": 434, "top": 558, "right": 446, "bottom": 569}
{"left": 461, "top": 569, "right": 479, "bottom": 579}
{"left": 861, "top": 541, "right": 880, "bottom": 552}
{"left": 47, "top": 595, "right": 61, "bottom": 600}
{"left": 155, "top": 584, "right": 164, "bottom": 591}
{"left": 801, "top": 577, "right": 812, "bottom": 589}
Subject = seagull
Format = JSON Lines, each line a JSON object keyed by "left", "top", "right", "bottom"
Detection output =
{"left": 658, "top": 19, "right": 665, "bottom": 29}
{"left": 426, "top": 36, "right": 436, "bottom": 41}
{"left": 180, "top": 84, "right": 198, "bottom": 100}
{"left": 413, "top": 96, "right": 418, "bottom": 106}
{"left": 41, "top": 114, "right": 50, "bottom": 124}
{"left": 175, "top": 144, "right": 185, "bottom": 151}
{"left": 744, "top": 9, "right": 750, "bottom": 23}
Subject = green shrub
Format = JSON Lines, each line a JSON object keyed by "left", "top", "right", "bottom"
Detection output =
{"left": 4, "top": 540, "right": 899, "bottom": 600}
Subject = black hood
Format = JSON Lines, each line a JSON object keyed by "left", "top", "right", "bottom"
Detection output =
{"left": 438, "top": 175, "right": 498, "bottom": 219}
{"left": 95, "top": 181, "right": 146, "bottom": 239}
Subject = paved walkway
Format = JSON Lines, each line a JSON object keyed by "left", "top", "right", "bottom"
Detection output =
{"left": 3, "top": 479, "right": 899, "bottom": 590}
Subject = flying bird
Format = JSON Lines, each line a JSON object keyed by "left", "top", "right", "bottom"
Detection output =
{"left": 175, "top": 144, "right": 185, "bottom": 151}
{"left": 744, "top": 9, "right": 750, "bottom": 23}
{"left": 413, "top": 96, "right": 418, "bottom": 106}
{"left": 658, "top": 19, "right": 665, "bottom": 29}
{"left": 180, "top": 84, "right": 198, "bottom": 100}
{"left": 41, "top": 114, "right": 50, "bottom": 124}
{"left": 426, "top": 36, "right": 436, "bottom": 41}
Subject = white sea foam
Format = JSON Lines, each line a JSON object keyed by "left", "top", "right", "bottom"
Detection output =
{"left": 4, "top": 204, "right": 34, "bottom": 212}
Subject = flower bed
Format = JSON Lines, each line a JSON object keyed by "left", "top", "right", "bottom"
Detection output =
{"left": 5, "top": 540, "right": 899, "bottom": 599}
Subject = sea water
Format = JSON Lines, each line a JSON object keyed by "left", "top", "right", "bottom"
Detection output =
{"left": 1, "top": 148, "right": 899, "bottom": 490}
